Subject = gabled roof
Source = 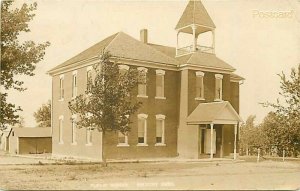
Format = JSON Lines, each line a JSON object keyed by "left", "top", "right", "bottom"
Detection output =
{"left": 48, "top": 32, "right": 179, "bottom": 74}
{"left": 175, "top": 0, "right": 215, "bottom": 30}
{"left": 11, "top": 127, "right": 52, "bottom": 138}
{"left": 187, "top": 101, "right": 243, "bottom": 125}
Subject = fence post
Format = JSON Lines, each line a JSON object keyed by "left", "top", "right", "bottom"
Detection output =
{"left": 283, "top": 149, "right": 285, "bottom": 162}
{"left": 257, "top": 148, "right": 260, "bottom": 162}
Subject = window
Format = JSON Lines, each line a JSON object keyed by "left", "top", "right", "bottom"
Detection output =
{"left": 59, "top": 115, "right": 64, "bottom": 144}
{"left": 155, "top": 70, "right": 165, "bottom": 99}
{"left": 71, "top": 114, "right": 77, "bottom": 145}
{"left": 59, "top": 75, "right": 64, "bottom": 100}
{"left": 137, "top": 67, "right": 148, "bottom": 98}
{"left": 215, "top": 74, "right": 223, "bottom": 101}
{"left": 72, "top": 71, "right": 77, "bottom": 98}
{"left": 86, "top": 127, "right": 92, "bottom": 145}
{"left": 195, "top": 71, "right": 205, "bottom": 100}
{"left": 155, "top": 114, "right": 166, "bottom": 146}
{"left": 117, "top": 131, "right": 129, "bottom": 146}
{"left": 86, "top": 66, "right": 93, "bottom": 94}
{"left": 137, "top": 114, "right": 148, "bottom": 146}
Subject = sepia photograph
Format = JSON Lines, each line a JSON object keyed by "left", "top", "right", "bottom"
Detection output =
{"left": 0, "top": 0, "right": 299, "bottom": 190}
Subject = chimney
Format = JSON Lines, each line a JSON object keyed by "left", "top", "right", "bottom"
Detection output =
{"left": 140, "top": 29, "right": 148, "bottom": 44}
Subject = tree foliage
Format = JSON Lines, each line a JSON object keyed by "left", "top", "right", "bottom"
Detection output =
{"left": 0, "top": 1, "right": 50, "bottom": 129}
{"left": 33, "top": 100, "right": 51, "bottom": 127}
{"left": 240, "top": 115, "right": 266, "bottom": 154}
{"left": 0, "top": 93, "right": 21, "bottom": 130}
{"left": 262, "top": 64, "right": 300, "bottom": 156}
{"left": 68, "top": 52, "right": 142, "bottom": 164}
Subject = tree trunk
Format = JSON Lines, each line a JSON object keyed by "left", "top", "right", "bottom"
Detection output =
{"left": 102, "top": 131, "right": 107, "bottom": 167}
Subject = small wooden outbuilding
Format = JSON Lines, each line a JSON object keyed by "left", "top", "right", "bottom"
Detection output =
{"left": 7, "top": 127, "right": 52, "bottom": 154}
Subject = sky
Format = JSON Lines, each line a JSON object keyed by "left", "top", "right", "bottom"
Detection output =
{"left": 7, "top": 0, "right": 300, "bottom": 127}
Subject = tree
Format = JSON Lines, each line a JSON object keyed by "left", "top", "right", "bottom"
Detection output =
{"left": 240, "top": 115, "right": 266, "bottom": 155}
{"left": 16, "top": 116, "right": 25, "bottom": 128}
{"left": 260, "top": 112, "right": 288, "bottom": 156}
{"left": 68, "top": 52, "right": 142, "bottom": 165}
{"left": 0, "top": 93, "right": 21, "bottom": 130}
{"left": 34, "top": 100, "right": 51, "bottom": 127}
{"left": 1, "top": 1, "right": 50, "bottom": 129}
{"left": 263, "top": 64, "right": 300, "bottom": 156}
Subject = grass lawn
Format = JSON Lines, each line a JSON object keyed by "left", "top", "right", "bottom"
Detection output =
{"left": 0, "top": 158, "right": 300, "bottom": 190}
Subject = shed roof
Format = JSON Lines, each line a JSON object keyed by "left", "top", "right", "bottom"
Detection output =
{"left": 11, "top": 127, "right": 52, "bottom": 138}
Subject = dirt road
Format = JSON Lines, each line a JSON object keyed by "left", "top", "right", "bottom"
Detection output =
{"left": 0, "top": 158, "right": 299, "bottom": 190}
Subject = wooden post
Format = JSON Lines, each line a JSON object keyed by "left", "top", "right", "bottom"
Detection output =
{"left": 192, "top": 25, "right": 197, "bottom": 52}
{"left": 257, "top": 148, "right": 260, "bottom": 162}
{"left": 234, "top": 124, "right": 237, "bottom": 160}
{"left": 212, "top": 29, "right": 215, "bottom": 54}
{"left": 176, "top": 31, "right": 179, "bottom": 56}
{"left": 210, "top": 123, "right": 214, "bottom": 159}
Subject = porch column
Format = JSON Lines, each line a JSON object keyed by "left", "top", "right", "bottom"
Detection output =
{"left": 234, "top": 123, "right": 237, "bottom": 160}
{"left": 210, "top": 123, "right": 214, "bottom": 159}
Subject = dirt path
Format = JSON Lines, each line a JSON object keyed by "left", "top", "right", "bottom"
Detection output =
{"left": 0, "top": 160, "right": 300, "bottom": 190}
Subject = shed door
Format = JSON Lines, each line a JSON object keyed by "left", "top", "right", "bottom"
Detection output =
{"left": 19, "top": 137, "right": 52, "bottom": 154}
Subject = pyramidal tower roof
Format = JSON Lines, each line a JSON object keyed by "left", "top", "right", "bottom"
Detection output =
{"left": 175, "top": 0, "right": 215, "bottom": 30}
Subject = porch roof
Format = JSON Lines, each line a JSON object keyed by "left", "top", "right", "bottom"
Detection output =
{"left": 187, "top": 101, "right": 243, "bottom": 125}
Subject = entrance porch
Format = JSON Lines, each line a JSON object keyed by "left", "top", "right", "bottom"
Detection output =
{"left": 187, "top": 101, "right": 243, "bottom": 160}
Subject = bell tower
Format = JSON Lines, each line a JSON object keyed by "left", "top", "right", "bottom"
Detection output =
{"left": 175, "top": 0, "right": 216, "bottom": 56}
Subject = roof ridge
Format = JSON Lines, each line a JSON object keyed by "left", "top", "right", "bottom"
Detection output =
{"left": 47, "top": 32, "right": 120, "bottom": 73}
{"left": 110, "top": 32, "right": 179, "bottom": 65}
{"left": 148, "top": 43, "right": 175, "bottom": 49}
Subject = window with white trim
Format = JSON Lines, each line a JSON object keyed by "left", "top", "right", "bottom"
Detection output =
{"left": 118, "top": 131, "right": 129, "bottom": 146}
{"left": 195, "top": 71, "right": 205, "bottom": 100}
{"left": 215, "top": 74, "right": 223, "bottom": 101}
{"left": 155, "top": 70, "right": 165, "bottom": 99}
{"left": 86, "top": 127, "right": 92, "bottom": 145}
{"left": 72, "top": 71, "right": 77, "bottom": 98}
{"left": 86, "top": 67, "right": 92, "bottom": 93}
{"left": 137, "top": 114, "right": 148, "bottom": 145}
{"left": 59, "top": 115, "right": 64, "bottom": 144}
{"left": 59, "top": 75, "right": 64, "bottom": 100}
{"left": 71, "top": 114, "right": 77, "bottom": 145}
{"left": 155, "top": 114, "right": 166, "bottom": 146}
{"left": 137, "top": 67, "right": 148, "bottom": 98}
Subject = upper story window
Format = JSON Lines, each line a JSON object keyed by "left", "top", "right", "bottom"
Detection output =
{"left": 215, "top": 74, "right": 223, "bottom": 101}
{"left": 195, "top": 71, "right": 205, "bottom": 100}
{"left": 72, "top": 71, "right": 77, "bottom": 99}
{"left": 155, "top": 70, "right": 166, "bottom": 99}
{"left": 137, "top": 113, "right": 148, "bottom": 146}
{"left": 155, "top": 114, "right": 166, "bottom": 146}
{"left": 71, "top": 114, "right": 77, "bottom": 145}
{"left": 59, "top": 115, "right": 64, "bottom": 144}
{"left": 137, "top": 67, "right": 148, "bottom": 98}
{"left": 86, "top": 66, "right": 93, "bottom": 94}
{"left": 59, "top": 75, "right": 64, "bottom": 101}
